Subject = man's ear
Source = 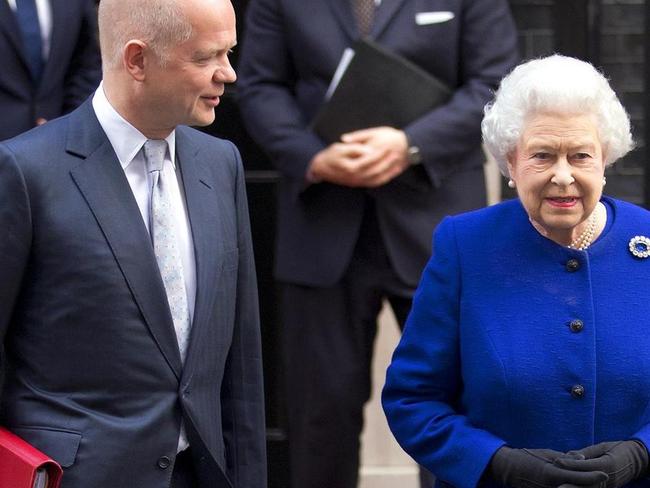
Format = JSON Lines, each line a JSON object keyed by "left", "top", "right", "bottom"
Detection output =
{"left": 123, "top": 40, "right": 148, "bottom": 81}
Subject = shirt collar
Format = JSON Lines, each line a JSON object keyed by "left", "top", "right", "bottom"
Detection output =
{"left": 92, "top": 81, "right": 176, "bottom": 170}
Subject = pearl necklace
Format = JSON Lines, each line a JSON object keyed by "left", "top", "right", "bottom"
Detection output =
{"left": 568, "top": 207, "right": 598, "bottom": 251}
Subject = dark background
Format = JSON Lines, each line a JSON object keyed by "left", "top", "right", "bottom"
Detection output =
{"left": 200, "top": 1, "right": 649, "bottom": 485}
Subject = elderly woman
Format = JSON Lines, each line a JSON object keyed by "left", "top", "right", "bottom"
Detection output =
{"left": 382, "top": 55, "right": 650, "bottom": 488}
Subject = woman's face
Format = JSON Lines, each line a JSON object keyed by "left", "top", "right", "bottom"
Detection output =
{"left": 507, "top": 112, "right": 606, "bottom": 244}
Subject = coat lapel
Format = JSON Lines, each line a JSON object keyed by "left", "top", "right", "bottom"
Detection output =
{"left": 0, "top": 0, "right": 31, "bottom": 75}
{"left": 67, "top": 101, "right": 183, "bottom": 380}
{"left": 371, "top": 0, "right": 407, "bottom": 39}
{"left": 175, "top": 128, "right": 223, "bottom": 382}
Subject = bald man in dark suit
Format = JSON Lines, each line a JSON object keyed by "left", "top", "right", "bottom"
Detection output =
{"left": 0, "top": 0, "right": 266, "bottom": 486}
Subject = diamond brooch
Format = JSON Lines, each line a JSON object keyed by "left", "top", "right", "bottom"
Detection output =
{"left": 629, "top": 236, "right": 650, "bottom": 259}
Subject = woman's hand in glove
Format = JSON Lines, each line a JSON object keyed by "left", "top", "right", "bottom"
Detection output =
{"left": 489, "top": 446, "right": 609, "bottom": 488}
{"left": 554, "top": 440, "right": 648, "bottom": 488}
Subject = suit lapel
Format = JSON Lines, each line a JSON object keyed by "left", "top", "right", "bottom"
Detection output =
{"left": 371, "top": 0, "right": 407, "bottom": 39}
{"left": 326, "top": 0, "right": 357, "bottom": 41}
{"left": 0, "top": 0, "right": 31, "bottom": 75}
{"left": 175, "top": 128, "right": 223, "bottom": 381}
{"left": 67, "top": 101, "right": 183, "bottom": 380}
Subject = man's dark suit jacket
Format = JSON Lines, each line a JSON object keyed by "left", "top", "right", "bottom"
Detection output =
{"left": 0, "top": 0, "right": 101, "bottom": 141}
{"left": 0, "top": 99, "right": 267, "bottom": 488}
{"left": 237, "top": 0, "right": 519, "bottom": 288}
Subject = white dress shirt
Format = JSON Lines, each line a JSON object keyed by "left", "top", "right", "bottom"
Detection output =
{"left": 91, "top": 83, "right": 197, "bottom": 327}
{"left": 7, "top": 0, "right": 53, "bottom": 59}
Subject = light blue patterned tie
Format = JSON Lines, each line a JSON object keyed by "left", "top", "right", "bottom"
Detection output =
{"left": 144, "top": 140, "right": 191, "bottom": 363}
{"left": 145, "top": 140, "right": 190, "bottom": 451}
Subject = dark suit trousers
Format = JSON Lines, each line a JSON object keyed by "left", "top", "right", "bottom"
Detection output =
{"left": 281, "top": 202, "right": 414, "bottom": 488}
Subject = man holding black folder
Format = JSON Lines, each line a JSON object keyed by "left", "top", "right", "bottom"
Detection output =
{"left": 238, "top": 1, "right": 518, "bottom": 487}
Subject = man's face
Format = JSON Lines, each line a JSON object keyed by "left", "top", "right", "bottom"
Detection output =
{"left": 145, "top": 0, "right": 237, "bottom": 130}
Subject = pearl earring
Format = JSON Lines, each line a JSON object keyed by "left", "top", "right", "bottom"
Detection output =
{"left": 508, "top": 179, "right": 516, "bottom": 189}
{"left": 602, "top": 177, "right": 607, "bottom": 187}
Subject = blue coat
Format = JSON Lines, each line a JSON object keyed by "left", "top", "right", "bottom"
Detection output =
{"left": 382, "top": 197, "right": 650, "bottom": 488}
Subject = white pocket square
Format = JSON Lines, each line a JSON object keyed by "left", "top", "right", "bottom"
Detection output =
{"left": 415, "top": 11, "right": 455, "bottom": 25}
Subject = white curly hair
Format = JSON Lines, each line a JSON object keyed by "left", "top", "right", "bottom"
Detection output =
{"left": 481, "top": 54, "right": 634, "bottom": 176}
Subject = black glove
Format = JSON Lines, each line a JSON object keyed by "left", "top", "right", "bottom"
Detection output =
{"left": 489, "top": 446, "right": 609, "bottom": 488}
{"left": 554, "top": 441, "right": 649, "bottom": 488}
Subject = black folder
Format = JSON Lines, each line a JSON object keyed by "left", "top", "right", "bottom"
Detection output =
{"left": 311, "top": 39, "right": 451, "bottom": 144}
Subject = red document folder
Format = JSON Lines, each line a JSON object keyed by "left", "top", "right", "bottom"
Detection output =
{"left": 0, "top": 427, "right": 62, "bottom": 488}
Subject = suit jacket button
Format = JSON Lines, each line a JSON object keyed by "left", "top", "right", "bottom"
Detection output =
{"left": 571, "top": 384, "right": 585, "bottom": 398}
{"left": 157, "top": 456, "right": 171, "bottom": 469}
{"left": 569, "top": 319, "right": 584, "bottom": 332}
{"left": 566, "top": 259, "right": 580, "bottom": 272}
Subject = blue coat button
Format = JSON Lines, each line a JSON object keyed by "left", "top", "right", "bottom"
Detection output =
{"left": 566, "top": 259, "right": 580, "bottom": 272}
{"left": 569, "top": 319, "right": 584, "bottom": 332}
{"left": 571, "top": 385, "right": 585, "bottom": 398}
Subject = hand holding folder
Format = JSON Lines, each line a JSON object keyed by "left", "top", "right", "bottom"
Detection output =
{"left": 0, "top": 427, "right": 62, "bottom": 488}
{"left": 311, "top": 39, "right": 452, "bottom": 144}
